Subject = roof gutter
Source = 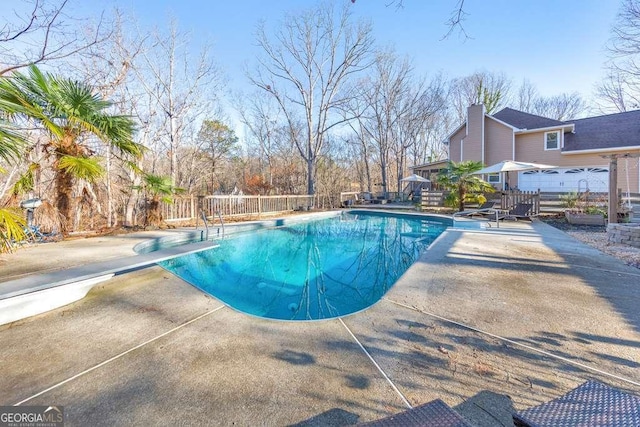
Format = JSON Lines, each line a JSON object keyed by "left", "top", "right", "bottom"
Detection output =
{"left": 562, "top": 145, "right": 640, "bottom": 155}
{"left": 515, "top": 124, "right": 575, "bottom": 134}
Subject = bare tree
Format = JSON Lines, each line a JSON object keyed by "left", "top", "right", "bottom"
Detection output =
{"left": 347, "top": 49, "right": 446, "bottom": 197}
{"left": 250, "top": 2, "right": 374, "bottom": 196}
{"left": 135, "top": 21, "right": 222, "bottom": 186}
{"left": 0, "top": 0, "right": 111, "bottom": 76}
{"left": 448, "top": 71, "right": 512, "bottom": 122}
{"left": 531, "top": 93, "right": 587, "bottom": 121}
{"left": 236, "top": 92, "right": 282, "bottom": 188}
{"left": 514, "top": 79, "right": 539, "bottom": 112}
{"left": 596, "top": 69, "right": 640, "bottom": 112}
{"left": 71, "top": 11, "right": 148, "bottom": 228}
{"left": 353, "top": 0, "right": 469, "bottom": 40}
{"left": 596, "top": 0, "right": 640, "bottom": 112}
{"left": 513, "top": 80, "right": 587, "bottom": 120}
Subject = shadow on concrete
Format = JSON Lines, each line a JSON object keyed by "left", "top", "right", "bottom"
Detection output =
{"left": 288, "top": 408, "right": 360, "bottom": 426}
{"left": 273, "top": 350, "right": 316, "bottom": 365}
{"left": 454, "top": 390, "right": 516, "bottom": 426}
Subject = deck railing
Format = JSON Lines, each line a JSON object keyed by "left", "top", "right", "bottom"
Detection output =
{"left": 500, "top": 190, "right": 540, "bottom": 214}
{"left": 162, "top": 195, "right": 316, "bottom": 221}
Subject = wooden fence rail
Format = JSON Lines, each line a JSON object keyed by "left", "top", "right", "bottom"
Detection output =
{"left": 421, "top": 190, "right": 449, "bottom": 208}
{"left": 162, "top": 195, "right": 315, "bottom": 221}
{"left": 500, "top": 190, "right": 541, "bottom": 214}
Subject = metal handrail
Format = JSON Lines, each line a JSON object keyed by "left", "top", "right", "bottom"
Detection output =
{"left": 200, "top": 209, "right": 209, "bottom": 240}
{"left": 452, "top": 208, "right": 501, "bottom": 228}
{"left": 215, "top": 210, "right": 225, "bottom": 239}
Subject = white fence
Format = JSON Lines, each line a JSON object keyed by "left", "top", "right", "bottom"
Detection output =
{"left": 162, "top": 195, "right": 316, "bottom": 221}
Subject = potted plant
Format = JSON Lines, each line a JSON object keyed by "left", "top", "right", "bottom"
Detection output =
{"left": 564, "top": 192, "right": 607, "bottom": 225}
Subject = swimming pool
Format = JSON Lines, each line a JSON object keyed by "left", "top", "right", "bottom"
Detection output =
{"left": 159, "top": 211, "right": 450, "bottom": 321}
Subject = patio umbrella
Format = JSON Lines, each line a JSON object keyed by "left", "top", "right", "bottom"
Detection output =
{"left": 400, "top": 174, "right": 430, "bottom": 198}
{"left": 474, "top": 160, "right": 557, "bottom": 175}
{"left": 400, "top": 173, "right": 430, "bottom": 183}
{"left": 474, "top": 160, "right": 556, "bottom": 190}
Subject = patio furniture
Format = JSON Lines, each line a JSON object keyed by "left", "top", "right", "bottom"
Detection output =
{"left": 466, "top": 201, "right": 497, "bottom": 216}
{"left": 499, "top": 202, "right": 534, "bottom": 221}
{"left": 513, "top": 380, "right": 640, "bottom": 427}
{"left": 358, "top": 399, "right": 472, "bottom": 427}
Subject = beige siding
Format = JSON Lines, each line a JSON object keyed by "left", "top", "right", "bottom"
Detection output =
{"left": 461, "top": 104, "right": 484, "bottom": 162}
{"left": 484, "top": 118, "right": 514, "bottom": 165}
{"left": 515, "top": 131, "right": 568, "bottom": 165}
{"left": 516, "top": 131, "right": 608, "bottom": 167}
{"left": 448, "top": 126, "right": 466, "bottom": 162}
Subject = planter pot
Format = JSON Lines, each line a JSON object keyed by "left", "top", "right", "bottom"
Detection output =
{"left": 617, "top": 211, "right": 634, "bottom": 223}
{"left": 565, "top": 211, "right": 605, "bottom": 226}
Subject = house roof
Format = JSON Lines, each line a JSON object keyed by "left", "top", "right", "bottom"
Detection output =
{"left": 563, "top": 109, "right": 640, "bottom": 152}
{"left": 492, "top": 108, "right": 567, "bottom": 130}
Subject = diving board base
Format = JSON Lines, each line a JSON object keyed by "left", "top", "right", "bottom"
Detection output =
{"left": 0, "top": 274, "right": 114, "bottom": 326}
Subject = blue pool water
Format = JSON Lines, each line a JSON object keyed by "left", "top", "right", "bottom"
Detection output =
{"left": 159, "top": 211, "right": 450, "bottom": 321}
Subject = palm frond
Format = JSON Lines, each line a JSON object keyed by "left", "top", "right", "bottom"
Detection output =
{"left": 0, "top": 207, "right": 26, "bottom": 253}
{"left": 0, "top": 121, "right": 25, "bottom": 163}
{"left": 11, "top": 163, "right": 39, "bottom": 195}
{"left": 141, "top": 173, "right": 184, "bottom": 197}
{"left": 57, "top": 155, "right": 104, "bottom": 182}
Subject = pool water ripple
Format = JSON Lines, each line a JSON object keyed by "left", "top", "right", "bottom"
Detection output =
{"left": 160, "top": 212, "right": 449, "bottom": 321}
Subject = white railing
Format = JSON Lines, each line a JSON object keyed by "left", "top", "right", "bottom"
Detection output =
{"left": 162, "top": 195, "right": 316, "bottom": 221}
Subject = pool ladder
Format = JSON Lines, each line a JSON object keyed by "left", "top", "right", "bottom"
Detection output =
{"left": 199, "top": 209, "right": 225, "bottom": 241}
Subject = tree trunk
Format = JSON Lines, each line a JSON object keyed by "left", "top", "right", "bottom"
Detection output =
{"left": 55, "top": 165, "right": 74, "bottom": 232}
{"left": 306, "top": 158, "right": 315, "bottom": 196}
{"left": 106, "top": 145, "right": 112, "bottom": 228}
{"left": 147, "top": 198, "right": 163, "bottom": 227}
{"left": 458, "top": 186, "right": 465, "bottom": 212}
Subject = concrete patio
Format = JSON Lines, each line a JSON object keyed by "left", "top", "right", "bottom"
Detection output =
{"left": 0, "top": 218, "right": 639, "bottom": 426}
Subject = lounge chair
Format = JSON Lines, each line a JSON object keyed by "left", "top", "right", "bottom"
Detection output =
{"left": 513, "top": 380, "right": 640, "bottom": 426}
{"left": 454, "top": 201, "right": 497, "bottom": 219}
{"left": 468, "top": 201, "right": 497, "bottom": 216}
{"left": 359, "top": 399, "right": 472, "bottom": 426}
{"left": 499, "top": 202, "right": 534, "bottom": 221}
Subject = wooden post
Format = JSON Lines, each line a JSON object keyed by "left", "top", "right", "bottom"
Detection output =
{"left": 608, "top": 156, "right": 618, "bottom": 224}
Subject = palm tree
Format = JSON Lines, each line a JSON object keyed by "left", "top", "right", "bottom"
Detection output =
{"left": 137, "top": 173, "right": 184, "bottom": 227}
{"left": 437, "top": 161, "right": 495, "bottom": 211}
{"left": 0, "top": 98, "right": 28, "bottom": 251}
{"left": 0, "top": 65, "right": 144, "bottom": 232}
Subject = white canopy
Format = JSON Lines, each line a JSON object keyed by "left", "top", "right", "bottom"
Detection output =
{"left": 474, "top": 161, "right": 557, "bottom": 175}
{"left": 400, "top": 173, "right": 430, "bottom": 183}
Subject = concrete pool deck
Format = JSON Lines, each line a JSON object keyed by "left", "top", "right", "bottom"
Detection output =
{"left": 0, "top": 219, "right": 639, "bottom": 426}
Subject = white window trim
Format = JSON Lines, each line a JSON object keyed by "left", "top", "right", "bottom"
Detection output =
{"left": 544, "top": 131, "right": 560, "bottom": 151}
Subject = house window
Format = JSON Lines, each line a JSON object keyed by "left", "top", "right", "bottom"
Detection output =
{"left": 487, "top": 173, "right": 500, "bottom": 184}
{"left": 545, "top": 131, "right": 560, "bottom": 150}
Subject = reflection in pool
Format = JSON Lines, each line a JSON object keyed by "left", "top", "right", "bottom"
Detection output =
{"left": 160, "top": 211, "right": 449, "bottom": 321}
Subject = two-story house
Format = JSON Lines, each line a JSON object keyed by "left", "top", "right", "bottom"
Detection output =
{"left": 413, "top": 105, "right": 640, "bottom": 194}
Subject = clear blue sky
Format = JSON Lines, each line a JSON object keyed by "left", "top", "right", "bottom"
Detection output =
{"left": 22, "top": 1, "right": 618, "bottom": 102}
{"left": 83, "top": 0, "right": 621, "bottom": 101}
